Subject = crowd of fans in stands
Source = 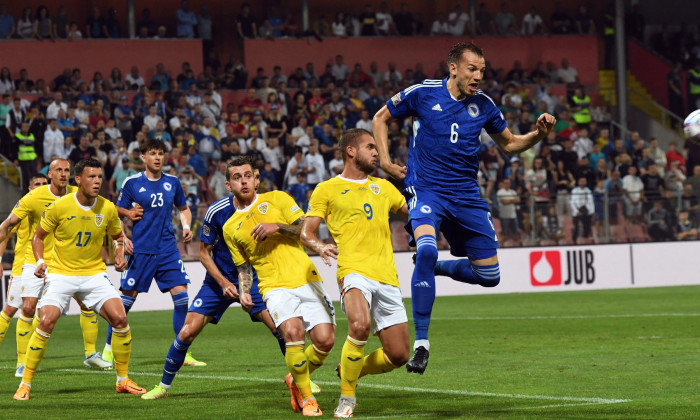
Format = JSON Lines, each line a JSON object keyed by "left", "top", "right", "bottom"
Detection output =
{"left": 2, "top": 51, "right": 699, "bottom": 251}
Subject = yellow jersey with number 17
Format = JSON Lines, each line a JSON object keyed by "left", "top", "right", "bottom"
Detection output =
{"left": 11, "top": 184, "right": 77, "bottom": 266}
{"left": 223, "top": 191, "right": 321, "bottom": 298}
{"left": 306, "top": 176, "right": 406, "bottom": 287}
{"left": 40, "top": 193, "right": 121, "bottom": 276}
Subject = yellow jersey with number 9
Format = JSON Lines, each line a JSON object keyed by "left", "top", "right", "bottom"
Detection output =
{"left": 223, "top": 191, "right": 321, "bottom": 298}
{"left": 306, "top": 176, "right": 406, "bottom": 287}
{"left": 40, "top": 193, "right": 121, "bottom": 276}
{"left": 11, "top": 184, "right": 77, "bottom": 266}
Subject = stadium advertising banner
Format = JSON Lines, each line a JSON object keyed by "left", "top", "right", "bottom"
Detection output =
{"left": 48, "top": 242, "right": 698, "bottom": 315}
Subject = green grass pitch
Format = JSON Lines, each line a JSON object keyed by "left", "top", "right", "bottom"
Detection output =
{"left": 0, "top": 285, "right": 697, "bottom": 419}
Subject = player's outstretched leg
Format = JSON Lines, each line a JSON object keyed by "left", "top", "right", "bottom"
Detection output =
{"left": 171, "top": 289, "right": 205, "bottom": 367}
{"left": 408, "top": 234, "right": 438, "bottom": 374}
{"left": 143, "top": 313, "right": 208, "bottom": 400}
{"left": 103, "top": 294, "right": 136, "bottom": 365}
{"left": 434, "top": 259, "right": 501, "bottom": 287}
{"left": 101, "top": 297, "right": 145, "bottom": 395}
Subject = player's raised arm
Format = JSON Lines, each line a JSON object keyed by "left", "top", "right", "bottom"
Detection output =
{"left": 178, "top": 205, "right": 193, "bottom": 243}
{"left": 491, "top": 112, "right": 556, "bottom": 155}
{"left": 372, "top": 105, "right": 406, "bottom": 180}
{"left": 198, "top": 241, "right": 238, "bottom": 299}
{"left": 31, "top": 225, "right": 49, "bottom": 278}
{"left": 300, "top": 216, "right": 338, "bottom": 266}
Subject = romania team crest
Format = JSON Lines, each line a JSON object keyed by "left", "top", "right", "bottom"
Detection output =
{"left": 369, "top": 184, "right": 380, "bottom": 195}
{"left": 258, "top": 202, "right": 268, "bottom": 214}
{"left": 95, "top": 214, "right": 104, "bottom": 227}
{"left": 468, "top": 104, "right": 479, "bottom": 117}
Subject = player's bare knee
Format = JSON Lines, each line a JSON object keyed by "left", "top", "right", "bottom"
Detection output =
{"left": 348, "top": 320, "right": 370, "bottom": 341}
{"left": 21, "top": 302, "right": 36, "bottom": 318}
{"left": 315, "top": 334, "right": 335, "bottom": 353}
{"left": 178, "top": 324, "right": 198, "bottom": 343}
{"left": 386, "top": 348, "right": 409, "bottom": 367}
{"left": 110, "top": 313, "right": 128, "bottom": 329}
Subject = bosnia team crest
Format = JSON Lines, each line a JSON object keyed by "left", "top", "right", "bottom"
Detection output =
{"left": 468, "top": 104, "right": 479, "bottom": 117}
{"left": 95, "top": 214, "right": 104, "bottom": 227}
{"left": 369, "top": 184, "right": 380, "bottom": 195}
{"left": 258, "top": 202, "right": 268, "bottom": 214}
{"left": 163, "top": 182, "right": 172, "bottom": 191}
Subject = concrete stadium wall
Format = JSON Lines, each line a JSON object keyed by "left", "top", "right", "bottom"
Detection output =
{"left": 2, "top": 240, "right": 692, "bottom": 316}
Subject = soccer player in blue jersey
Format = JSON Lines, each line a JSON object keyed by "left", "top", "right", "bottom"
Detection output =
{"left": 373, "top": 42, "right": 556, "bottom": 373}
{"left": 141, "top": 167, "right": 289, "bottom": 399}
{"left": 102, "top": 139, "right": 204, "bottom": 367}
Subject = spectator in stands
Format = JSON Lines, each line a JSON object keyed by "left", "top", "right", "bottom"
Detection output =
{"left": 198, "top": 3, "right": 213, "bottom": 57}
{"left": 676, "top": 210, "right": 698, "bottom": 241}
{"left": 328, "top": 148, "right": 344, "bottom": 176}
{"left": 430, "top": 12, "right": 449, "bottom": 36}
{"left": 355, "top": 109, "right": 372, "bottom": 132}
{"left": 110, "top": 156, "right": 137, "bottom": 199}
{"left": 0, "top": 5, "right": 15, "bottom": 39}
{"left": 45, "top": 92, "right": 66, "bottom": 120}
{"left": 151, "top": 63, "right": 171, "bottom": 92}
{"left": 0, "top": 67, "right": 13, "bottom": 94}
{"left": 287, "top": 172, "right": 310, "bottom": 209}
{"left": 570, "top": 176, "right": 594, "bottom": 242}
{"left": 137, "top": 8, "right": 156, "bottom": 37}
{"left": 494, "top": 2, "right": 518, "bottom": 36}
{"left": 521, "top": 6, "right": 545, "bottom": 36}
{"left": 106, "top": 67, "right": 125, "bottom": 91}
{"left": 648, "top": 138, "right": 667, "bottom": 176}
{"left": 475, "top": 2, "right": 495, "bottom": 36}
{"left": 331, "top": 55, "right": 350, "bottom": 83}
{"left": 647, "top": 200, "right": 674, "bottom": 241}
{"left": 574, "top": 4, "right": 595, "bottom": 35}
{"left": 622, "top": 165, "right": 644, "bottom": 224}
{"left": 359, "top": 4, "right": 378, "bottom": 36}
{"left": 125, "top": 66, "right": 145, "bottom": 90}
{"left": 497, "top": 178, "right": 520, "bottom": 243}
{"left": 68, "top": 135, "right": 96, "bottom": 164}
{"left": 16, "top": 6, "right": 35, "bottom": 39}
{"left": 43, "top": 118, "right": 63, "bottom": 163}
{"left": 553, "top": 159, "right": 575, "bottom": 216}
{"left": 666, "top": 160, "right": 686, "bottom": 199}
{"left": 604, "top": 170, "right": 624, "bottom": 224}
{"left": 303, "top": 140, "right": 325, "bottom": 189}
{"left": 175, "top": 0, "right": 197, "bottom": 38}
{"left": 209, "top": 161, "right": 228, "bottom": 201}
{"left": 376, "top": 2, "right": 394, "bottom": 36}
{"left": 445, "top": 3, "right": 469, "bottom": 36}
{"left": 35, "top": 6, "right": 52, "bottom": 41}
{"left": 85, "top": 6, "right": 106, "bottom": 39}
{"left": 550, "top": 2, "right": 573, "bottom": 34}
{"left": 236, "top": 3, "right": 258, "bottom": 42}
{"left": 104, "top": 8, "right": 120, "bottom": 38}
{"left": 526, "top": 156, "right": 552, "bottom": 213}
{"left": 394, "top": 3, "right": 415, "bottom": 36}
{"left": 666, "top": 141, "right": 686, "bottom": 172}
{"left": 284, "top": 147, "right": 304, "bottom": 188}
{"left": 557, "top": 58, "right": 580, "bottom": 86}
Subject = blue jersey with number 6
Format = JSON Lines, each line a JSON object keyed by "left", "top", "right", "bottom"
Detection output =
{"left": 117, "top": 172, "right": 187, "bottom": 255}
{"left": 386, "top": 78, "right": 506, "bottom": 196}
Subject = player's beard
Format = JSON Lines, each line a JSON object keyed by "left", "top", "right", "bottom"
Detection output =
{"left": 355, "top": 155, "right": 376, "bottom": 175}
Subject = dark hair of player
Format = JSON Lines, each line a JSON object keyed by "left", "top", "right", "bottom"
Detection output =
{"left": 447, "top": 42, "right": 484, "bottom": 65}
{"left": 140, "top": 138, "right": 167, "bottom": 154}
{"left": 338, "top": 128, "right": 372, "bottom": 162}
{"left": 226, "top": 155, "right": 255, "bottom": 181}
{"left": 29, "top": 173, "right": 48, "bottom": 183}
{"left": 74, "top": 158, "right": 103, "bottom": 176}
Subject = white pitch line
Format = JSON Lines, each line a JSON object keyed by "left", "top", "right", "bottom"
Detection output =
{"left": 429, "top": 312, "right": 699, "bottom": 321}
{"left": 52, "top": 368, "right": 630, "bottom": 405}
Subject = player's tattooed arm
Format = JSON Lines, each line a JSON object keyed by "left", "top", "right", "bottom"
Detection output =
{"left": 301, "top": 215, "right": 338, "bottom": 266}
{"left": 237, "top": 261, "right": 254, "bottom": 295}
{"left": 0, "top": 213, "right": 21, "bottom": 243}
{"left": 276, "top": 217, "right": 303, "bottom": 237}
{"left": 250, "top": 218, "right": 303, "bottom": 241}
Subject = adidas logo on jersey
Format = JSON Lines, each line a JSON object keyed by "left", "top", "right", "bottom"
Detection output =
{"left": 432, "top": 104, "right": 442, "bottom": 111}
{"left": 139, "top": 187, "right": 146, "bottom": 192}
{"left": 414, "top": 281, "right": 432, "bottom": 288}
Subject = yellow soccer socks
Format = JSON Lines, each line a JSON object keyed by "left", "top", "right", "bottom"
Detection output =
{"left": 304, "top": 343, "right": 329, "bottom": 375}
{"left": 22, "top": 329, "right": 50, "bottom": 385}
{"left": 340, "top": 336, "right": 366, "bottom": 398}
{"left": 0, "top": 310, "right": 12, "bottom": 345}
{"left": 360, "top": 348, "right": 398, "bottom": 377}
{"left": 16, "top": 315, "right": 33, "bottom": 366}
{"left": 286, "top": 341, "right": 313, "bottom": 400}
{"left": 110, "top": 325, "right": 132, "bottom": 381}
{"left": 80, "top": 310, "right": 98, "bottom": 357}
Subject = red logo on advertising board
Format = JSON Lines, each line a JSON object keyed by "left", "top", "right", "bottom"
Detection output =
{"left": 530, "top": 251, "right": 561, "bottom": 286}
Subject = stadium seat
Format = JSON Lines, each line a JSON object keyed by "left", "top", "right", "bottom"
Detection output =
{"left": 609, "top": 224, "right": 627, "bottom": 243}
{"left": 626, "top": 223, "right": 648, "bottom": 242}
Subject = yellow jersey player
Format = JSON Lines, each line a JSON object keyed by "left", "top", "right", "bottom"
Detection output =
{"left": 301, "top": 128, "right": 410, "bottom": 418}
{"left": 0, "top": 174, "right": 48, "bottom": 368}
{"left": 0, "top": 159, "right": 109, "bottom": 377}
{"left": 13, "top": 158, "right": 146, "bottom": 401}
{"left": 223, "top": 156, "right": 335, "bottom": 417}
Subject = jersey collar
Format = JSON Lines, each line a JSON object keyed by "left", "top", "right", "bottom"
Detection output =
{"left": 338, "top": 175, "right": 368, "bottom": 184}
{"left": 236, "top": 193, "right": 259, "bottom": 212}
{"left": 73, "top": 193, "right": 97, "bottom": 211}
